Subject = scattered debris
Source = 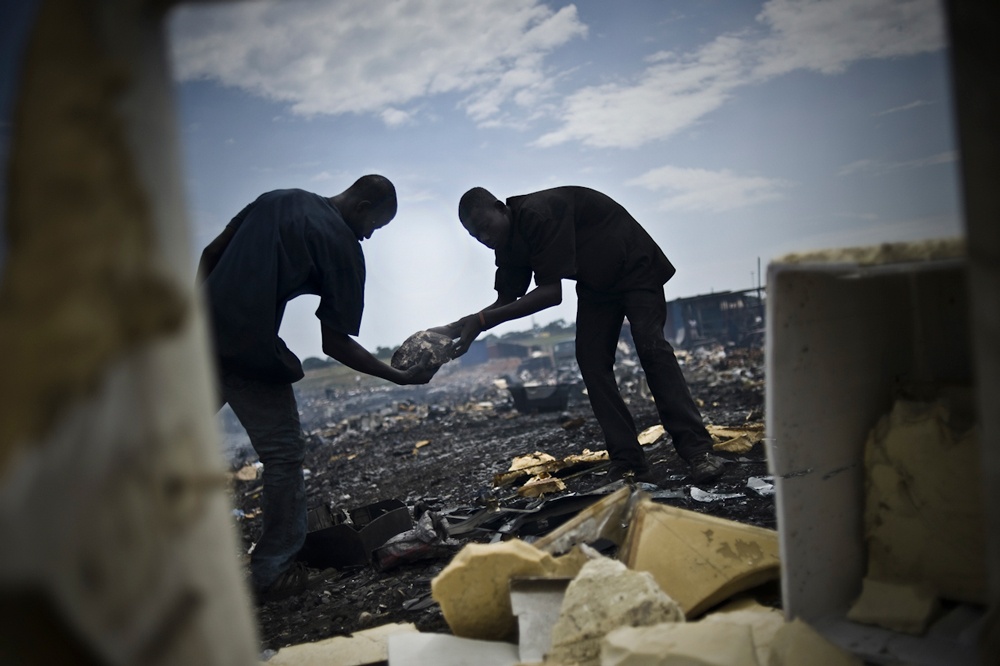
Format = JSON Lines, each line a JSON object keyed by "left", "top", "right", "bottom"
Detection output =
{"left": 299, "top": 499, "right": 413, "bottom": 570}
{"left": 229, "top": 342, "right": 772, "bottom": 652}
{"left": 690, "top": 487, "right": 745, "bottom": 502}
{"left": 745, "top": 476, "right": 774, "bottom": 497}
{"left": 708, "top": 424, "right": 764, "bottom": 454}
{"left": 637, "top": 424, "right": 665, "bottom": 445}
{"left": 517, "top": 474, "right": 566, "bottom": 498}
{"left": 373, "top": 511, "right": 461, "bottom": 572}
{"left": 493, "top": 448, "right": 608, "bottom": 488}
{"left": 230, "top": 461, "right": 262, "bottom": 482}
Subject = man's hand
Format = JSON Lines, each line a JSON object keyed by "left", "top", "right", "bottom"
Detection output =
{"left": 452, "top": 313, "right": 484, "bottom": 357}
{"left": 398, "top": 351, "right": 439, "bottom": 385}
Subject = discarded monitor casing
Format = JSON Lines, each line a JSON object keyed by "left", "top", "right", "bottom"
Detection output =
{"left": 299, "top": 499, "right": 413, "bottom": 570}
{"left": 765, "top": 239, "right": 987, "bottom": 665}
{"left": 508, "top": 384, "right": 571, "bottom": 413}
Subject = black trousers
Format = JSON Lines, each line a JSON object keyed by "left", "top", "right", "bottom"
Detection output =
{"left": 575, "top": 285, "right": 713, "bottom": 470}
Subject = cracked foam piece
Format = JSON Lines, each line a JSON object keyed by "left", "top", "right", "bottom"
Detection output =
{"left": 430, "top": 540, "right": 589, "bottom": 641}
{"left": 767, "top": 618, "right": 862, "bottom": 666}
{"left": 267, "top": 622, "right": 417, "bottom": 666}
{"left": 847, "top": 577, "right": 940, "bottom": 636}
{"left": 863, "top": 395, "right": 986, "bottom": 604}
{"left": 601, "top": 621, "right": 758, "bottom": 666}
{"left": 700, "top": 598, "right": 786, "bottom": 665}
{"left": 546, "top": 557, "right": 684, "bottom": 666}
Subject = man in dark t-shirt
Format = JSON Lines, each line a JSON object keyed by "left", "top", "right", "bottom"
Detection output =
{"left": 198, "top": 175, "right": 436, "bottom": 602}
{"left": 435, "top": 186, "right": 724, "bottom": 485}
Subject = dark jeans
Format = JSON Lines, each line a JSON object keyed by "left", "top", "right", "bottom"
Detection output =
{"left": 576, "top": 285, "right": 713, "bottom": 471}
{"left": 220, "top": 372, "right": 307, "bottom": 593}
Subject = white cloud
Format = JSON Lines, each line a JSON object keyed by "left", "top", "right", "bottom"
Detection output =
{"left": 753, "top": 0, "right": 945, "bottom": 78}
{"left": 874, "top": 99, "right": 932, "bottom": 116}
{"left": 838, "top": 150, "right": 956, "bottom": 176}
{"left": 534, "top": 36, "right": 746, "bottom": 149}
{"left": 627, "top": 165, "right": 792, "bottom": 213}
{"left": 536, "top": 0, "right": 944, "bottom": 149}
{"left": 168, "top": 0, "right": 586, "bottom": 126}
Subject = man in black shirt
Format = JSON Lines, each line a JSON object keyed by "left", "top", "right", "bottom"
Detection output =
{"left": 436, "top": 186, "right": 724, "bottom": 486}
{"left": 199, "top": 174, "right": 437, "bottom": 602}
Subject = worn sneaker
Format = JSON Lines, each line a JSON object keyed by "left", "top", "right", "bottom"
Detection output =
{"left": 608, "top": 464, "right": 664, "bottom": 487}
{"left": 255, "top": 562, "right": 336, "bottom": 604}
{"left": 688, "top": 453, "right": 726, "bottom": 483}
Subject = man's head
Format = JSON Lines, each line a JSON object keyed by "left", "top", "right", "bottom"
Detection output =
{"left": 458, "top": 187, "right": 510, "bottom": 250}
{"left": 334, "top": 174, "right": 398, "bottom": 241}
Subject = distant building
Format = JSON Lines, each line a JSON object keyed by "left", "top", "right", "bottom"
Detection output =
{"left": 664, "top": 288, "right": 765, "bottom": 349}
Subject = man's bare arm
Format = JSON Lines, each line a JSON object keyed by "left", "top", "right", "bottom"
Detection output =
{"left": 450, "top": 282, "right": 562, "bottom": 356}
{"left": 321, "top": 325, "right": 436, "bottom": 385}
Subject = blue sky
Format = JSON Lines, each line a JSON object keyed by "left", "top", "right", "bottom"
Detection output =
{"left": 2, "top": 0, "right": 961, "bottom": 361}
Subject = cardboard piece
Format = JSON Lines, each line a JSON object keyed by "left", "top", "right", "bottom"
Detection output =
{"left": 266, "top": 622, "right": 416, "bottom": 666}
{"left": 602, "top": 621, "right": 758, "bottom": 666}
{"left": 620, "top": 499, "right": 780, "bottom": 618}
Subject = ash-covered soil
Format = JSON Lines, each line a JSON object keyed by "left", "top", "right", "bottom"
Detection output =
{"left": 224, "top": 345, "right": 770, "bottom": 653}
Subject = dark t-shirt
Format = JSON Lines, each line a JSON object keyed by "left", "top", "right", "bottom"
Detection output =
{"left": 494, "top": 186, "right": 675, "bottom": 299}
{"left": 204, "top": 189, "right": 365, "bottom": 383}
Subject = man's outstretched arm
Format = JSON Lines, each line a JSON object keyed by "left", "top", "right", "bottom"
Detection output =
{"left": 321, "top": 325, "right": 436, "bottom": 385}
{"left": 444, "top": 281, "right": 562, "bottom": 356}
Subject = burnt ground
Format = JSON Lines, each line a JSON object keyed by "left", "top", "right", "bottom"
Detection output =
{"left": 223, "top": 344, "right": 771, "bottom": 654}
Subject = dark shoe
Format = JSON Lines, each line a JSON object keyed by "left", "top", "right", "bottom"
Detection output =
{"left": 255, "top": 562, "right": 336, "bottom": 604}
{"left": 688, "top": 453, "right": 725, "bottom": 483}
{"left": 608, "top": 464, "right": 664, "bottom": 487}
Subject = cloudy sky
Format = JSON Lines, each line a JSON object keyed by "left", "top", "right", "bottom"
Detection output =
{"left": 2, "top": 0, "right": 962, "bottom": 361}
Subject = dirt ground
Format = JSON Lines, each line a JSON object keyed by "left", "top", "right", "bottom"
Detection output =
{"left": 223, "top": 344, "right": 771, "bottom": 654}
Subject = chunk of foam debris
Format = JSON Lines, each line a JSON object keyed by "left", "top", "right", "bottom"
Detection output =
{"left": 707, "top": 425, "right": 764, "bottom": 454}
{"left": 637, "top": 424, "right": 665, "bottom": 445}
{"left": 494, "top": 448, "right": 607, "bottom": 487}
{"left": 601, "top": 621, "right": 758, "bottom": 666}
{"left": 265, "top": 622, "right": 416, "bottom": 665}
{"left": 517, "top": 473, "right": 566, "bottom": 498}
{"left": 387, "top": 632, "right": 519, "bottom": 666}
{"left": 863, "top": 395, "right": 986, "bottom": 604}
{"left": 430, "top": 540, "right": 588, "bottom": 641}
{"left": 846, "top": 577, "right": 940, "bottom": 635}
{"left": 547, "top": 557, "right": 684, "bottom": 666}
{"left": 621, "top": 499, "right": 780, "bottom": 618}
{"left": 768, "top": 618, "right": 863, "bottom": 665}
{"left": 700, "top": 598, "right": 785, "bottom": 665}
